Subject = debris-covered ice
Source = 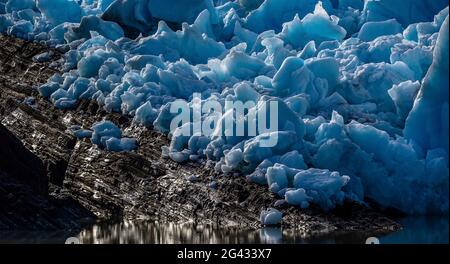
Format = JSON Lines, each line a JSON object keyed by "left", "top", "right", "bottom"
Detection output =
{"left": 1, "top": 0, "right": 448, "bottom": 215}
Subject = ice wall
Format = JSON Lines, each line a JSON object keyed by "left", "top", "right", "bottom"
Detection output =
{"left": 404, "top": 17, "right": 449, "bottom": 153}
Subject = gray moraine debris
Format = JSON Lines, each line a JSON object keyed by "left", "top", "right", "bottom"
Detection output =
{"left": 0, "top": 34, "right": 400, "bottom": 239}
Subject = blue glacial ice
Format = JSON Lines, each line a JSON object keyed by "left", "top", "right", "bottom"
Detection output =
{"left": 90, "top": 120, "right": 138, "bottom": 151}
{"left": 245, "top": 0, "right": 333, "bottom": 33}
{"left": 357, "top": 19, "right": 402, "bottom": 42}
{"left": 37, "top": 0, "right": 84, "bottom": 26}
{"left": 67, "top": 121, "right": 137, "bottom": 151}
{"left": 404, "top": 16, "right": 449, "bottom": 154}
{"left": 1, "top": 0, "right": 448, "bottom": 215}
{"left": 260, "top": 208, "right": 283, "bottom": 226}
{"left": 362, "top": 0, "right": 449, "bottom": 27}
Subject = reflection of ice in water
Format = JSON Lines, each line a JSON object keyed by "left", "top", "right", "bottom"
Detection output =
{"left": 260, "top": 228, "right": 283, "bottom": 244}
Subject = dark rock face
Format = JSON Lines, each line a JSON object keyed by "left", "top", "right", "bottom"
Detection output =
{"left": 0, "top": 121, "right": 94, "bottom": 231}
{"left": 0, "top": 170, "right": 94, "bottom": 230}
{"left": 1, "top": 104, "right": 77, "bottom": 187}
{"left": 0, "top": 35, "right": 95, "bottom": 230}
{"left": 0, "top": 123, "right": 47, "bottom": 195}
{"left": 0, "top": 34, "right": 400, "bottom": 237}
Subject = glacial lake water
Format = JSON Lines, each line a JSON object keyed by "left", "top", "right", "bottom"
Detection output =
{"left": 0, "top": 216, "right": 448, "bottom": 244}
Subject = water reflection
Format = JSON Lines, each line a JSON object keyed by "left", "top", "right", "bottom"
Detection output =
{"left": 259, "top": 227, "right": 282, "bottom": 244}
{"left": 0, "top": 216, "right": 447, "bottom": 244}
{"left": 380, "top": 217, "right": 449, "bottom": 244}
{"left": 78, "top": 221, "right": 285, "bottom": 244}
{"left": 0, "top": 230, "right": 75, "bottom": 244}
{"left": 75, "top": 216, "right": 449, "bottom": 244}
{"left": 75, "top": 221, "right": 372, "bottom": 244}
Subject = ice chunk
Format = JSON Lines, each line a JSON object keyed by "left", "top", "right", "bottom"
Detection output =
{"left": 391, "top": 44, "right": 433, "bottom": 80}
{"left": 346, "top": 121, "right": 390, "bottom": 161}
{"left": 358, "top": 19, "right": 402, "bottom": 42}
{"left": 224, "top": 148, "right": 244, "bottom": 170}
{"left": 349, "top": 61, "right": 416, "bottom": 112}
{"left": 134, "top": 101, "right": 158, "bottom": 127}
{"left": 186, "top": 175, "right": 199, "bottom": 183}
{"left": 153, "top": 102, "right": 180, "bottom": 134}
{"left": 105, "top": 137, "right": 138, "bottom": 152}
{"left": 234, "top": 82, "right": 261, "bottom": 103}
{"left": 129, "top": 21, "right": 226, "bottom": 65}
{"left": 217, "top": 45, "right": 270, "bottom": 79}
{"left": 278, "top": 150, "right": 307, "bottom": 170}
{"left": 65, "top": 15, "right": 124, "bottom": 42}
{"left": 293, "top": 169, "right": 350, "bottom": 210}
{"left": 267, "top": 164, "right": 288, "bottom": 192}
{"left": 233, "top": 21, "right": 258, "bottom": 51}
{"left": 280, "top": 3, "right": 346, "bottom": 49}
{"left": 126, "top": 55, "right": 165, "bottom": 71}
{"left": 73, "top": 129, "right": 93, "bottom": 139}
{"left": 8, "top": 20, "right": 33, "bottom": 39}
{"left": 36, "top": 0, "right": 83, "bottom": 26}
{"left": 313, "top": 139, "right": 346, "bottom": 170}
{"left": 243, "top": 131, "right": 299, "bottom": 164}
{"left": 261, "top": 37, "right": 294, "bottom": 69}
{"left": 90, "top": 120, "right": 122, "bottom": 146}
{"left": 299, "top": 41, "right": 317, "bottom": 60}
{"left": 245, "top": 0, "right": 333, "bottom": 33}
{"left": 260, "top": 208, "right": 282, "bottom": 226}
{"left": 77, "top": 49, "right": 113, "bottom": 78}
{"left": 193, "top": 9, "right": 215, "bottom": 39}
{"left": 74, "top": 79, "right": 97, "bottom": 100}
{"left": 90, "top": 120, "right": 138, "bottom": 151}
{"left": 315, "top": 111, "right": 346, "bottom": 143}
{"left": 271, "top": 57, "right": 304, "bottom": 95}
{"left": 285, "top": 188, "right": 312, "bottom": 208}
{"left": 388, "top": 81, "right": 420, "bottom": 122}
{"left": 305, "top": 57, "right": 340, "bottom": 90}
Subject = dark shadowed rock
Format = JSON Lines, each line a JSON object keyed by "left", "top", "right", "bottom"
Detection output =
{"left": 0, "top": 35, "right": 94, "bottom": 230}
{"left": 0, "top": 123, "right": 47, "bottom": 196}
{"left": 0, "top": 170, "right": 95, "bottom": 230}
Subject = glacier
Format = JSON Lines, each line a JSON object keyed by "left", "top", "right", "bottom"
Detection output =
{"left": 0, "top": 0, "right": 448, "bottom": 215}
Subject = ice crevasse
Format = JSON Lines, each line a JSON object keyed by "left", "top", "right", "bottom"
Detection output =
{"left": 0, "top": 0, "right": 449, "bottom": 215}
